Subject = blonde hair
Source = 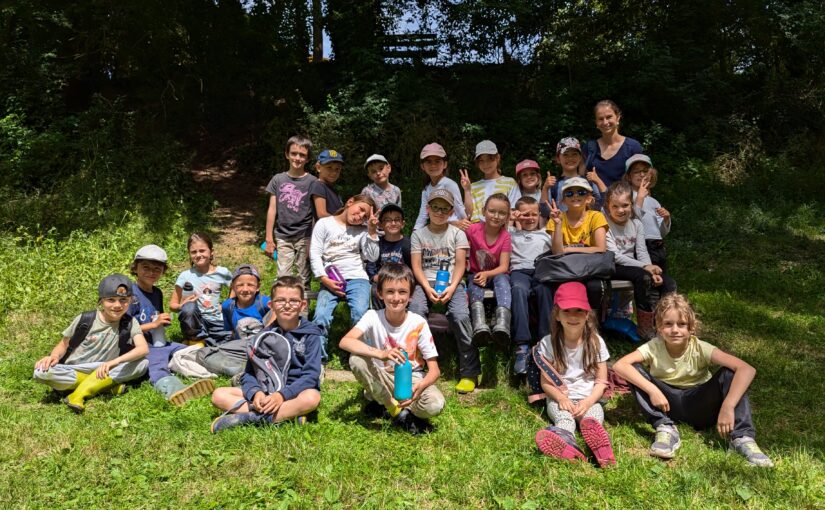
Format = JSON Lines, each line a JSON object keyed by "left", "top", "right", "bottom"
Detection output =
{"left": 655, "top": 293, "right": 700, "bottom": 334}
{"left": 549, "top": 306, "right": 602, "bottom": 376}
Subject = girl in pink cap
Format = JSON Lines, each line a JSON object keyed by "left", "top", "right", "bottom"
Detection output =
{"left": 534, "top": 281, "right": 616, "bottom": 467}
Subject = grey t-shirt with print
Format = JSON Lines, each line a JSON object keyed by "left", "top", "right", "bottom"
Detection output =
{"left": 61, "top": 313, "right": 142, "bottom": 365}
{"left": 509, "top": 228, "right": 553, "bottom": 271}
{"left": 266, "top": 172, "right": 318, "bottom": 240}
{"left": 410, "top": 225, "right": 469, "bottom": 281}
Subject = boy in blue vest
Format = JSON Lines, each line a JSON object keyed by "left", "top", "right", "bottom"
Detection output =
{"left": 33, "top": 274, "right": 150, "bottom": 413}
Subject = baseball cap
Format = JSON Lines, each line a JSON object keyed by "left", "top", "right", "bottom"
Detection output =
{"left": 318, "top": 149, "right": 344, "bottom": 165}
{"left": 378, "top": 203, "right": 404, "bottom": 220}
{"left": 427, "top": 188, "right": 455, "bottom": 207}
{"left": 554, "top": 282, "right": 591, "bottom": 311}
{"left": 474, "top": 140, "right": 498, "bottom": 159}
{"left": 625, "top": 154, "right": 653, "bottom": 172}
{"left": 556, "top": 137, "right": 582, "bottom": 155}
{"left": 420, "top": 143, "right": 447, "bottom": 160}
{"left": 364, "top": 154, "right": 389, "bottom": 169}
{"left": 561, "top": 176, "right": 593, "bottom": 194}
{"left": 232, "top": 264, "right": 261, "bottom": 283}
{"left": 133, "top": 244, "right": 168, "bottom": 265}
{"left": 98, "top": 274, "right": 133, "bottom": 300}
{"left": 515, "top": 159, "right": 540, "bottom": 176}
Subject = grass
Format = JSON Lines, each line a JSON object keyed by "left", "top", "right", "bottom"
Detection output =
{"left": 1, "top": 171, "right": 824, "bottom": 509}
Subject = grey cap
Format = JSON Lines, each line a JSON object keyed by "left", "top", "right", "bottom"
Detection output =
{"left": 364, "top": 154, "right": 389, "bottom": 169}
{"left": 625, "top": 154, "right": 653, "bottom": 172}
{"left": 427, "top": 188, "right": 455, "bottom": 207}
{"left": 134, "top": 244, "right": 168, "bottom": 264}
{"left": 474, "top": 140, "right": 499, "bottom": 159}
{"left": 232, "top": 264, "right": 261, "bottom": 282}
{"left": 561, "top": 176, "right": 593, "bottom": 194}
{"left": 98, "top": 274, "right": 133, "bottom": 299}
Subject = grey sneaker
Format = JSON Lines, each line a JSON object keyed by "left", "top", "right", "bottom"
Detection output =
{"left": 230, "top": 372, "right": 243, "bottom": 387}
{"left": 650, "top": 425, "right": 681, "bottom": 459}
{"left": 730, "top": 437, "right": 774, "bottom": 467}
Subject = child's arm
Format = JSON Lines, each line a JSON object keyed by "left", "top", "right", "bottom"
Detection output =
{"left": 278, "top": 333, "right": 323, "bottom": 403}
{"left": 586, "top": 168, "right": 608, "bottom": 193}
{"left": 710, "top": 348, "right": 756, "bottom": 437}
{"left": 313, "top": 196, "right": 330, "bottom": 218}
{"left": 413, "top": 192, "right": 429, "bottom": 230}
{"left": 403, "top": 357, "right": 440, "bottom": 407}
{"left": 35, "top": 337, "right": 71, "bottom": 371}
{"left": 339, "top": 327, "right": 406, "bottom": 365}
{"left": 169, "top": 284, "right": 197, "bottom": 312}
{"left": 548, "top": 200, "right": 564, "bottom": 255}
{"left": 573, "top": 361, "right": 608, "bottom": 418}
{"left": 473, "top": 251, "right": 510, "bottom": 287}
{"left": 563, "top": 225, "right": 606, "bottom": 254}
{"left": 612, "top": 350, "right": 671, "bottom": 412}
{"left": 96, "top": 332, "right": 149, "bottom": 379}
{"left": 264, "top": 194, "right": 278, "bottom": 256}
{"left": 459, "top": 169, "right": 473, "bottom": 219}
{"left": 411, "top": 252, "right": 440, "bottom": 303}
{"left": 540, "top": 376, "right": 577, "bottom": 414}
{"left": 221, "top": 298, "right": 233, "bottom": 335}
{"left": 606, "top": 230, "right": 645, "bottom": 267}
{"left": 359, "top": 210, "right": 381, "bottom": 262}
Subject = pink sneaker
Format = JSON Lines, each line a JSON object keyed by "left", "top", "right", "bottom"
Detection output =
{"left": 580, "top": 418, "right": 616, "bottom": 467}
{"left": 535, "top": 427, "right": 587, "bottom": 462}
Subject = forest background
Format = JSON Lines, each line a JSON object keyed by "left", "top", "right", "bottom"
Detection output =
{"left": 1, "top": 1, "right": 823, "bottom": 508}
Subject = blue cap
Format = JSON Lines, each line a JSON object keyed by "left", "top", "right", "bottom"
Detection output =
{"left": 318, "top": 149, "right": 344, "bottom": 165}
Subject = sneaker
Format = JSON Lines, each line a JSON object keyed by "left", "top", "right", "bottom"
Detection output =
{"left": 535, "top": 426, "right": 587, "bottom": 461}
{"left": 294, "top": 415, "right": 309, "bottom": 425}
{"left": 730, "top": 437, "right": 774, "bottom": 467}
{"left": 230, "top": 372, "right": 243, "bottom": 387}
{"left": 362, "top": 399, "right": 387, "bottom": 419}
{"left": 210, "top": 411, "right": 270, "bottom": 433}
{"left": 169, "top": 379, "right": 215, "bottom": 406}
{"left": 650, "top": 425, "right": 681, "bottom": 459}
{"left": 455, "top": 377, "right": 476, "bottom": 394}
{"left": 391, "top": 409, "right": 430, "bottom": 435}
{"left": 580, "top": 418, "right": 617, "bottom": 467}
{"left": 513, "top": 345, "right": 529, "bottom": 375}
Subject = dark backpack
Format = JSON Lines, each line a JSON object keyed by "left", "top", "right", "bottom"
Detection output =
{"left": 247, "top": 329, "right": 292, "bottom": 395}
{"left": 59, "top": 311, "right": 135, "bottom": 364}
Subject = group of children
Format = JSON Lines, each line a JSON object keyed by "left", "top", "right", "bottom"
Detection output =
{"left": 32, "top": 123, "right": 774, "bottom": 467}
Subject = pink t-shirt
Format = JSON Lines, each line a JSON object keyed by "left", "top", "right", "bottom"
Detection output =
{"left": 466, "top": 221, "right": 512, "bottom": 274}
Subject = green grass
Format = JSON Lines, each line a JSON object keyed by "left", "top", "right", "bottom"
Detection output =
{"left": 1, "top": 179, "right": 824, "bottom": 509}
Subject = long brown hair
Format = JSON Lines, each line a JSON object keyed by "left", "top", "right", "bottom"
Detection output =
{"left": 333, "top": 194, "right": 376, "bottom": 218}
{"left": 548, "top": 305, "right": 602, "bottom": 376}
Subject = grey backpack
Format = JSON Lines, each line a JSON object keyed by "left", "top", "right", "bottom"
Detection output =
{"left": 248, "top": 329, "right": 292, "bottom": 395}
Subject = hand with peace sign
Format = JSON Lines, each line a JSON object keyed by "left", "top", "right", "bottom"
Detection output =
{"left": 367, "top": 206, "right": 379, "bottom": 237}
{"left": 549, "top": 199, "right": 562, "bottom": 225}
{"left": 458, "top": 168, "right": 472, "bottom": 193}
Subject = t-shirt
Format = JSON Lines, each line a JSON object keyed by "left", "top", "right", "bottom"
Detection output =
{"left": 410, "top": 224, "right": 469, "bottom": 281}
{"left": 509, "top": 228, "right": 553, "bottom": 271}
{"left": 413, "top": 177, "right": 468, "bottom": 230}
{"left": 538, "top": 334, "right": 610, "bottom": 400}
{"left": 310, "top": 180, "right": 343, "bottom": 218}
{"left": 546, "top": 210, "right": 609, "bottom": 247}
{"left": 175, "top": 267, "right": 233, "bottom": 326}
{"left": 361, "top": 183, "right": 402, "bottom": 213}
{"left": 465, "top": 221, "right": 512, "bottom": 274}
{"left": 221, "top": 294, "right": 272, "bottom": 339}
{"left": 637, "top": 336, "right": 717, "bottom": 388}
{"left": 583, "top": 137, "right": 643, "bottom": 188}
{"left": 606, "top": 218, "right": 651, "bottom": 268}
{"left": 632, "top": 191, "right": 671, "bottom": 241}
{"left": 469, "top": 176, "right": 521, "bottom": 223}
{"left": 366, "top": 236, "right": 412, "bottom": 279}
{"left": 354, "top": 310, "right": 438, "bottom": 373}
{"left": 62, "top": 313, "right": 142, "bottom": 365}
{"left": 309, "top": 216, "right": 379, "bottom": 280}
{"left": 266, "top": 172, "right": 318, "bottom": 239}
{"left": 128, "top": 283, "right": 164, "bottom": 346}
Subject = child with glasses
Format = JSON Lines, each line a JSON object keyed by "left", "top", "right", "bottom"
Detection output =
{"left": 552, "top": 137, "right": 604, "bottom": 212}
{"left": 365, "top": 204, "right": 412, "bottom": 309}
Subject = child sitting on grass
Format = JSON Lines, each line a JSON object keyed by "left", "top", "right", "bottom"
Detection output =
{"left": 129, "top": 245, "right": 214, "bottom": 405}
{"left": 534, "top": 282, "right": 616, "bottom": 467}
{"left": 210, "top": 276, "right": 322, "bottom": 432}
{"left": 612, "top": 293, "right": 773, "bottom": 467}
{"left": 34, "top": 274, "right": 149, "bottom": 413}
{"left": 340, "top": 264, "right": 444, "bottom": 434}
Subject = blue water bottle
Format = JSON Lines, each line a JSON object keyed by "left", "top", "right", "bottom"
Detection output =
{"left": 393, "top": 350, "right": 413, "bottom": 401}
{"left": 433, "top": 260, "right": 451, "bottom": 295}
{"left": 260, "top": 241, "right": 278, "bottom": 260}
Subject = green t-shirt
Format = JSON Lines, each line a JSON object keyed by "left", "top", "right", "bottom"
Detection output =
{"left": 637, "top": 335, "right": 716, "bottom": 388}
{"left": 61, "top": 312, "right": 142, "bottom": 365}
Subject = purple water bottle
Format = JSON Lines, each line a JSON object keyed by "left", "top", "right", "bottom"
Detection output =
{"left": 325, "top": 264, "right": 347, "bottom": 292}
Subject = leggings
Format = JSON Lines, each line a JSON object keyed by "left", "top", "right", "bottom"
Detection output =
{"left": 467, "top": 273, "right": 511, "bottom": 307}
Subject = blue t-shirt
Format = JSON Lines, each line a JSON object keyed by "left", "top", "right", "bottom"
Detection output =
{"left": 175, "top": 266, "right": 232, "bottom": 327}
{"left": 221, "top": 294, "right": 271, "bottom": 339}
{"left": 583, "top": 137, "right": 643, "bottom": 188}
{"left": 128, "top": 283, "right": 164, "bottom": 345}
{"left": 365, "top": 236, "right": 412, "bottom": 279}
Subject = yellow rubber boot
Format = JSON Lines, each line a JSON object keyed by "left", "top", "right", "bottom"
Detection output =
{"left": 63, "top": 374, "right": 116, "bottom": 413}
{"left": 69, "top": 371, "right": 89, "bottom": 390}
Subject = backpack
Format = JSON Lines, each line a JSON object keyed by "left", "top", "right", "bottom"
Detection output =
{"left": 226, "top": 294, "right": 268, "bottom": 338}
{"left": 247, "top": 329, "right": 293, "bottom": 395}
{"left": 59, "top": 311, "right": 135, "bottom": 364}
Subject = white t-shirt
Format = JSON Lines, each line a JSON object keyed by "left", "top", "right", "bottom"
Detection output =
{"left": 309, "top": 216, "right": 379, "bottom": 280}
{"left": 354, "top": 310, "right": 438, "bottom": 373}
{"left": 539, "top": 334, "right": 610, "bottom": 400}
{"left": 410, "top": 224, "right": 469, "bottom": 281}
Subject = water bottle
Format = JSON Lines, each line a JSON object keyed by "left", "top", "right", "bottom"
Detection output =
{"left": 433, "top": 260, "right": 451, "bottom": 295}
{"left": 260, "top": 241, "right": 278, "bottom": 260}
{"left": 151, "top": 312, "right": 168, "bottom": 347}
{"left": 393, "top": 350, "right": 413, "bottom": 401}
{"left": 325, "top": 264, "right": 347, "bottom": 293}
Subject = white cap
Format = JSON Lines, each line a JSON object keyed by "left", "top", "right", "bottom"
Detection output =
{"left": 364, "top": 154, "right": 389, "bottom": 169}
{"left": 474, "top": 140, "right": 498, "bottom": 159}
{"left": 134, "top": 244, "right": 168, "bottom": 264}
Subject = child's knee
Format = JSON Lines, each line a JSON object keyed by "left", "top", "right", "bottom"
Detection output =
{"left": 299, "top": 389, "right": 321, "bottom": 411}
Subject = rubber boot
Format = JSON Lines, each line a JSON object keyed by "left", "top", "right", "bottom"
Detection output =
{"left": 155, "top": 375, "right": 187, "bottom": 399}
{"left": 470, "top": 301, "right": 492, "bottom": 346}
{"left": 63, "top": 374, "right": 116, "bottom": 413}
{"left": 637, "top": 309, "right": 657, "bottom": 340}
{"left": 492, "top": 307, "right": 511, "bottom": 346}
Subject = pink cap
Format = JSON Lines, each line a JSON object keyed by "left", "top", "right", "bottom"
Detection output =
{"left": 554, "top": 282, "right": 591, "bottom": 311}
{"left": 420, "top": 143, "right": 447, "bottom": 160}
{"left": 515, "top": 159, "right": 540, "bottom": 176}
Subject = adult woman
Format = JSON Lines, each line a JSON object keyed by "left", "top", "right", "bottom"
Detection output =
{"left": 583, "top": 100, "right": 644, "bottom": 189}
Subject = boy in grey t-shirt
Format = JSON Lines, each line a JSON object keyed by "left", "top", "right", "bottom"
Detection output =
{"left": 264, "top": 135, "right": 317, "bottom": 290}
{"left": 509, "top": 196, "right": 555, "bottom": 375}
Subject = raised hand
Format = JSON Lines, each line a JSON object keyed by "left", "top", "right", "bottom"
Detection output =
{"left": 655, "top": 207, "right": 670, "bottom": 220}
{"left": 367, "top": 206, "right": 379, "bottom": 235}
{"left": 549, "top": 199, "right": 562, "bottom": 224}
{"left": 459, "top": 168, "right": 472, "bottom": 192}
{"left": 543, "top": 172, "right": 556, "bottom": 190}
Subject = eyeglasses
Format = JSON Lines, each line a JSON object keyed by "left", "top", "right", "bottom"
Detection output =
{"left": 272, "top": 298, "right": 303, "bottom": 308}
{"left": 429, "top": 205, "right": 452, "bottom": 214}
{"left": 563, "top": 189, "right": 590, "bottom": 198}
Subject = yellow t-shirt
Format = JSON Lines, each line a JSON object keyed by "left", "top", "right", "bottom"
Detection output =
{"left": 546, "top": 210, "right": 609, "bottom": 247}
{"left": 637, "top": 336, "right": 717, "bottom": 388}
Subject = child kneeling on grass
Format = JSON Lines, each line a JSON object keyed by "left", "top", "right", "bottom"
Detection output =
{"left": 34, "top": 274, "right": 149, "bottom": 413}
{"left": 340, "top": 263, "right": 444, "bottom": 434}
{"left": 210, "top": 276, "right": 322, "bottom": 432}
{"left": 612, "top": 293, "right": 773, "bottom": 467}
